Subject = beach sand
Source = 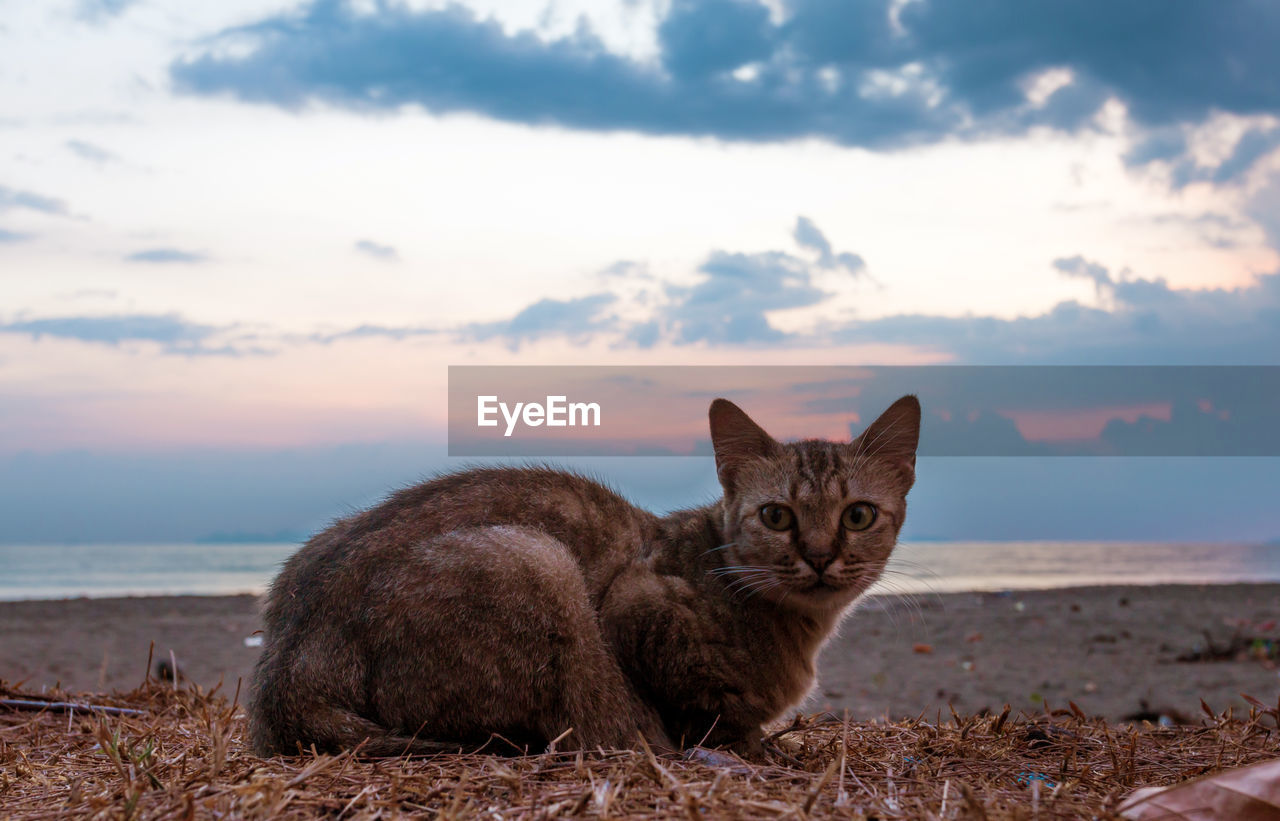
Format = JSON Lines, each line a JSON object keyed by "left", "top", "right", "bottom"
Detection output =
{"left": 2, "top": 584, "right": 1277, "bottom": 723}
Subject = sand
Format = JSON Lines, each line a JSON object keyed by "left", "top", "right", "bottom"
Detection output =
{"left": 2, "top": 584, "right": 1277, "bottom": 723}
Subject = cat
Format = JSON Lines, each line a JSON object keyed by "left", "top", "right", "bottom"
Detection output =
{"left": 249, "top": 395, "right": 920, "bottom": 757}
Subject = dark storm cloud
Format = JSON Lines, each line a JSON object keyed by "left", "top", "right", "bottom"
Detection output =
{"left": 171, "top": 0, "right": 1280, "bottom": 162}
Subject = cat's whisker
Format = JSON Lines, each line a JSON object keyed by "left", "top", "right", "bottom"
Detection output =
{"left": 876, "top": 566, "right": 947, "bottom": 611}
{"left": 724, "top": 571, "right": 793, "bottom": 602}
{"left": 878, "top": 566, "right": 945, "bottom": 596}
{"left": 724, "top": 574, "right": 776, "bottom": 593}
{"left": 707, "top": 565, "right": 775, "bottom": 579}
{"left": 742, "top": 580, "right": 785, "bottom": 602}
{"left": 866, "top": 574, "right": 934, "bottom": 639}
{"left": 739, "top": 573, "right": 792, "bottom": 600}
{"left": 720, "top": 571, "right": 776, "bottom": 596}
{"left": 709, "top": 573, "right": 773, "bottom": 592}
{"left": 700, "top": 542, "right": 737, "bottom": 557}
{"left": 721, "top": 573, "right": 771, "bottom": 589}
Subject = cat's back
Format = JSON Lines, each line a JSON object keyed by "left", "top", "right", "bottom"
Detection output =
{"left": 267, "top": 466, "right": 655, "bottom": 622}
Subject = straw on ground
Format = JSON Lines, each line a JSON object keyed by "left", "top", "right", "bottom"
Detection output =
{"left": 1, "top": 679, "right": 1278, "bottom": 819}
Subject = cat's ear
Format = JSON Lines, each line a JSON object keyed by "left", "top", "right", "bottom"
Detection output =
{"left": 852, "top": 395, "right": 921, "bottom": 479}
{"left": 709, "top": 399, "right": 780, "bottom": 494}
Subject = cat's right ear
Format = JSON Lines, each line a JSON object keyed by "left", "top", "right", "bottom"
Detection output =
{"left": 852, "top": 395, "right": 921, "bottom": 481}
{"left": 709, "top": 399, "right": 780, "bottom": 494}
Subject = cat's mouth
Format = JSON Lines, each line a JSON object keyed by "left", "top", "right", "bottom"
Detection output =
{"left": 802, "top": 578, "right": 842, "bottom": 594}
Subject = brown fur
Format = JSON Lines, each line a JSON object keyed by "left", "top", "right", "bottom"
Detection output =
{"left": 249, "top": 396, "right": 921, "bottom": 756}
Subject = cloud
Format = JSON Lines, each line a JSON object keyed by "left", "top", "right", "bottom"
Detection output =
{"left": 1247, "top": 175, "right": 1280, "bottom": 251}
{"left": 659, "top": 250, "right": 830, "bottom": 344}
{"left": 599, "top": 260, "right": 652, "bottom": 280}
{"left": 433, "top": 212, "right": 1280, "bottom": 364}
{"left": 440, "top": 218, "right": 869, "bottom": 349}
{"left": 793, "top": 365, "right": 1280, "bottom": 456}
{"left": 1097, "top": 398, "right": 1275, "bottom": 456}
{"left": 793, "top": 216, "right": 865, "bottom": 274}
{"left": 59, "top": 288, "right": 119, "bottom": 301}
{"left": 658, "top": 0, "right": 775, "bottom": 80}
{"left": 630, "top": 217, "right": 865, "bottom": 345}
{"left": 0, "top": 185, "right": 69, "bottom": 241}
{"left": 75, "top": 0, "right": 139, "bottom": 23}
{"left": 0, "top": 313, "right": 252, "bottom": 356}
{"left": 66, "top": 139, "right": 118, "bottom": 165}
{"left": 432, "top": 220, "right": 857, "bottom": 350}
{"left": 0, "top": 185, "right": 69, "bottom": 216}
{"left": 172, "top": 0, "right": 1280, "bottom": 163}
{"left": 311, "top": 323, "right": 435, "bottom": 343}
{"left": 354, "top": 239, "right": 398, "bottom": 260}
{"left": 832, "top": 264, "right": 1280, "bottom": 364}
{"left": 1129, "top": 122, "right": 1280, "bottom": 188}
{"left": 125, "top": 248, "right": 208, "bottom": 264}
{"left": 1052, "top": 254, "right": 1113, "bottom": 296}
{"left": 463, "top": 293, "right": 617, "bottom": 349}
{"left": 1208, "top": 126, "right": 1280, "bottom": 184}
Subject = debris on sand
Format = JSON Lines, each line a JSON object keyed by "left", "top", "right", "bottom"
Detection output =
{"left": 2, "top": 680, "right": 1278, "bottom": 818}
{"left": 1176, "top": 629, "right": 1280, "bottom": 664}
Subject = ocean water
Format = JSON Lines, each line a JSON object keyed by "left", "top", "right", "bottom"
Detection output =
{"left": 880, "top": 541, "right": 1280, "bottom": 595}
{"left": 1, "top": 541, "right": 1279, "bottom": 602}
{"left": 0, "top": 543, "right": 300, "bottom": 601}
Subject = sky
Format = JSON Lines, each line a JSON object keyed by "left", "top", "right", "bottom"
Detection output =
{"left": 2, "top": 0, "right": 1280, "bottom": 543}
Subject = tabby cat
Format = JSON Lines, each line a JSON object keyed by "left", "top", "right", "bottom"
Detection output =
{"left": 250, "top": 395, "right": 920, "bottom": 757}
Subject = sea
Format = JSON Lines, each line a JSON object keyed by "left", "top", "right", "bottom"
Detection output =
{"left": 1, "top": 541, "right": 1279, "bottom": 601}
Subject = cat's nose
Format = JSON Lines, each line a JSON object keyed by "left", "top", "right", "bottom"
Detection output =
{"left": 802, "top": 550, "right": 835, "bottom": 573}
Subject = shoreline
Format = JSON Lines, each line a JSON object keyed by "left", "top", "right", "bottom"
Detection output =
{"left": 2, "top": 583, "right": 1277, "bottom": 723}
{"left": 5, "top": 576, "right": 1280, "bottom": 604}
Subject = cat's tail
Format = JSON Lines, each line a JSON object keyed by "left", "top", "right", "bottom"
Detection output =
{"left": 248, "top": 651, "right": 462, "bottom": 757}
{"left": 250, "top": 698, "right": 468, "bottom": 758}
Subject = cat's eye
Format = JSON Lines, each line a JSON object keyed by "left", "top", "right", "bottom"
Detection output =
{"left": 841, "top": 502, "right": 877, "bottom": 531}
{"left": 759, "top": 504, "right": 794, "bottom": 531}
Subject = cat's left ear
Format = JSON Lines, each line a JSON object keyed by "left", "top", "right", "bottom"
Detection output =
{"left": 709, "top": 399, "right": 781, "bottom": 494}
{"left": 853, "top": 395, "right": 921, "bottom": 480}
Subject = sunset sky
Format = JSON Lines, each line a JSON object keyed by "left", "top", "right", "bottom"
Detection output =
{"left": 3, "top": 0, "right": 1279, "bottom": 542}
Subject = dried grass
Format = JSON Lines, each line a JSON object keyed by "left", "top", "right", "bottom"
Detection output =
{"left": 2, "top": 674, "right": 1278, "bottom": 819}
